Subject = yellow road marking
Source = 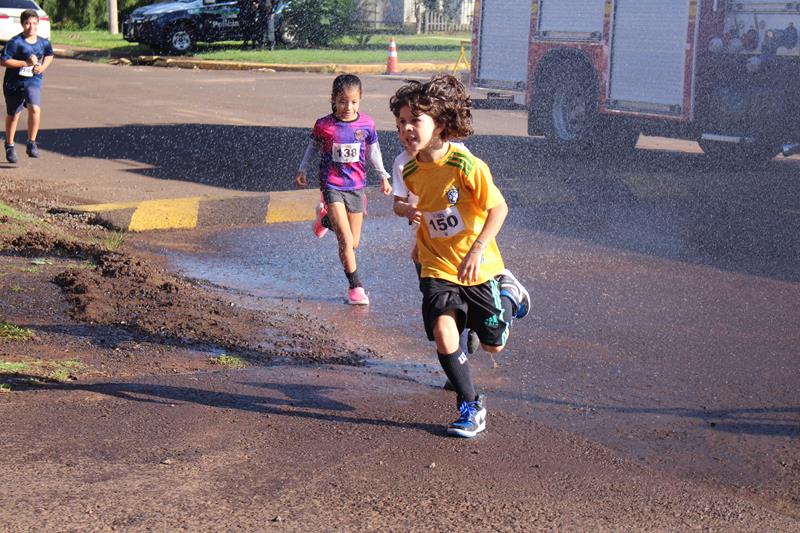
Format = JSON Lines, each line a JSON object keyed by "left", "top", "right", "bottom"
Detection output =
{"left": 129, "top": 197, "right": 201, "bottom": 231}
{"left": 266, "top": 190, "right": 319, "bottom": 223}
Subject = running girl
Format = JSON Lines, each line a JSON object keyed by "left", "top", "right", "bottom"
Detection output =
{"left": 295, "top": 74, "right": 392, "bottom": 305}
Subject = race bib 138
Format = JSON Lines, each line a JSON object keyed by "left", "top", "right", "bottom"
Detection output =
{"left": 332, "top": 142, "right": 360, "bottom": 163}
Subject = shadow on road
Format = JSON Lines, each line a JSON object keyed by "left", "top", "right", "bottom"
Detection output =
{"left": 497, "top": 390, "right": 800, "bottom": 437}
{"left": 39, "top": 124, "right": 800, "bottom": 281}
{"left": 45, "top": 379, "right": 444, "bottom": 436}
{"left": 40, "top": 124, "right": 323, "bottom": 192}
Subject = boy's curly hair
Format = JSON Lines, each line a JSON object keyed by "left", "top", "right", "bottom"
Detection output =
{"left": 389, "top": 74, "right": 473, "bottom": 141}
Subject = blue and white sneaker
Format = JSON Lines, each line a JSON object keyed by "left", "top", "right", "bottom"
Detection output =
{"left": 497, "top": 268, "right": 530, "bottom": 319}
{"left": 447, "top": 395, "right": 487, "bottom": 438}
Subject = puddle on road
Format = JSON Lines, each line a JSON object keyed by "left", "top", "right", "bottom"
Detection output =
{"left": 164, "top": 218, "right": 453, "bottom": 385}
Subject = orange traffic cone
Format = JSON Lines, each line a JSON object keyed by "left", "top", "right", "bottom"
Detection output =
{"left": 386, "top": 37, "right": 399, "bottom": 74}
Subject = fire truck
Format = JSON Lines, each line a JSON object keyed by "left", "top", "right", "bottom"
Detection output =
{"left": 471, "top": 0, "right": 800, "bottom": 162}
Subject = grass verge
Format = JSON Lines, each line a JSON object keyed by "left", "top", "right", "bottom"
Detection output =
{"left": 0, "top": 321, "right": 34, "bottom": 341}
{"left": 51, "top": 30, "right": 470, "bottom": 65}
{"left": 101, "top": 231, "right": 126, "bottom": 252}
{"left": 0, "top": 199, "right": 124, "bottom": 255}
{"left": 0, "top": 201, "right": 40, "bottom": 244}
{"left": 0, "top": 201, "right": 39, "bottom": 223}
{"left": 210, "top": 354, "right": 247, "bottom": 368}
{"left": 0, "top": 358, "right": 86, "bottom": 390}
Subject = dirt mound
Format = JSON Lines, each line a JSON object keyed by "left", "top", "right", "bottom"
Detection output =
{"left": 4, "top": 230, "right": 367, "bottom": 365}
{"left": 55, "top": 250, "right": 367, "bottom": 364}
{"left": 9, "top": 230, "right": 104, "bottom": 258}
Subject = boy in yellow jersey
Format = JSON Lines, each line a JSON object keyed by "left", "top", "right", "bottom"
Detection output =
{"left": 389, "top": 74, "right": 529, "bottom": 438}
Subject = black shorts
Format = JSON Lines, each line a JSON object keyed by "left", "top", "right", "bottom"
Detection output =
{"left": 420, "top": 277, "right": 509, "bottom": 347}
{"left": 322, "top": 188, "right": 366, "bottom": 214}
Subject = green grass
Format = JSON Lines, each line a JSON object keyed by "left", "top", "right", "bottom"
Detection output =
{"left": 42, "top": 359, "right": 85, "bottom": 382}
{"left": 19, "top": 266, "right": 40, "bottom": 274}
{"left": 102, "top": 231, "right": 126, "bottom": 251}
{"left": 63, "top": 261, "right": 96, "bottom": 270}
{"left": 0, "top": 200, "right": 41, "bottom": 243}
{"left": 51, "top": 30, "right": 152, "bottom": 54}
{"left": 209, "top": 354, "right": 246, "bottom": 368}
{"left": 51, "top": 30, "right": 470, "bottom": 64}
{"left": 0, "top": 201, "right": 38, "bottom": 223}
{"left": 0, "top": 383, "right": 10, "bottom": 393}
{"left": 0, "top": 360, "right": 30, "bottom": 372}
{"left": 0, "top": 321, "right": 33, "bottom": 341}
{"left": 0, "top": 358, "right": 86, "bottom": 386}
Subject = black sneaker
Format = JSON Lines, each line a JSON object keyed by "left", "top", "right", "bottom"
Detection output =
{"left": 26, "top": 140, "right": 39, "bottom": 158}
{"left": 447, "top": 394, "right": 487, "bottom": 438}
{"left": 498, "top": 268, "right": 530, "bottom": 319}
{"left": 5, "top": 143, "right": 18, "bottom": 163}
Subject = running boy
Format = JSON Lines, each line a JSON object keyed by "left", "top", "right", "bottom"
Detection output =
{"left": 389, "top": 74, "right": 529, "bottom": 438}
{"left": 295, "top": 74, "right": 392, "bottom": 305}
{"left": 391, "top": 133, "right": 480, "bottom": 356}
{"left": 0, "top": 9, "right": 53, "bottom": 163}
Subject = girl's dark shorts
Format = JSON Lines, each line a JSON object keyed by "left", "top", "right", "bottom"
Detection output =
{"left": 322, "top": 188, "right": 366, "bottom": 214}
{"left": 420, "top": 277, "right": 509, "bottom": 347}
{"left": 4, "top": 83, "right": 41, "bottom": 116}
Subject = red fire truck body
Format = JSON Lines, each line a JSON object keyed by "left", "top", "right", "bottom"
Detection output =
{"left": 471, "top": 0, "right": 800, "bottom": 161}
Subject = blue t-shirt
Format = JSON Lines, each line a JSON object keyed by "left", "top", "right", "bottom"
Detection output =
{"left": 1, "top": 33, "right": 53, "bottom": 88}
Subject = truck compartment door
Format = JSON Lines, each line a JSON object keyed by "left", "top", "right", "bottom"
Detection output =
{"left": 607, "top": 0, "right": 697, "bottom": 117}
{"left": 537, "top": 0, "right": 606, "bottom": 38}
{"left": 474, "top": 0, "right": 533, "bottom": 91}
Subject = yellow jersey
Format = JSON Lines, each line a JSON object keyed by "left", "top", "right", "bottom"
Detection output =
{"left": 403, "top": 143, "right": 505, "bottom": 285}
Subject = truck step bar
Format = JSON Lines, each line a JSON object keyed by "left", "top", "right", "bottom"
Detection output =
{"left": 782, "top": 143, "right": 800, "bottom": 157}
{"left": 700, "top": 133, "right": 756, "bottom": 144}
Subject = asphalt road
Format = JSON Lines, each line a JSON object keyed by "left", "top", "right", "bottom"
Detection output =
{"left": 4, "top": 58, "right": 800, "bottom": 529}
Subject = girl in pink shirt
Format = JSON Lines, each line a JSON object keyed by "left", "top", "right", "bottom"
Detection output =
{"left": 295, "top": 74, "right": 392, "bottom": 305}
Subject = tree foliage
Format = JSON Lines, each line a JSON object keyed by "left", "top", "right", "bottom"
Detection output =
{"left": 282, "top": 0, "right": 358, "bottom": 47}
{"left": 42, "top": 0, "right": 151, "bottom": 29}
{"left": 43, "top": 0, "right": 358, "bottom": 43}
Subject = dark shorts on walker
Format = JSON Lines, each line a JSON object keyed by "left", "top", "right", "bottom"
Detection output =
{"left": 420, "top": 277, "right": 509, "bottom": 348}
{"left": 4, "top": 83, "right": 42, "bottom": 116}
{"left": 322, "top": 188, "right": 366, "bottom": 214}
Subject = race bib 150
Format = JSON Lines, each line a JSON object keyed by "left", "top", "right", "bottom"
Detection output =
{"left": 423, "top": 206, "right": 465, "bottom": 238}
{"left": 332, "top": 142, "right": 360, "bottom": 163}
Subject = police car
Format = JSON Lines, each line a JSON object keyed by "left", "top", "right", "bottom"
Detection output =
{"left": 122, "top": 0, "right": 294, "bottom": 55}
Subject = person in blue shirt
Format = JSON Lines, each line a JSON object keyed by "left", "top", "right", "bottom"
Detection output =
{"left": 0, "top": 9, "right": 53, "bottom": 163}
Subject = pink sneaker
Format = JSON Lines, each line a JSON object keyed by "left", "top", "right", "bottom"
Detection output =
{"left": 313, "top": 202, "right": 329, "bottom": 238}
{"left": 346, "top": 287, "right": 369, "bottom": 305}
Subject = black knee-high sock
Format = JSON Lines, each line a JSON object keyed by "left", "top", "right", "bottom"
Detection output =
{"left": 438, "top": 349, "right": 476, "bottom": 403}
{"left": 500, "top": 294, "right": 514, "bottom": 324}
{"left": 345, "top": 269, "right": 361, "bottom": 289}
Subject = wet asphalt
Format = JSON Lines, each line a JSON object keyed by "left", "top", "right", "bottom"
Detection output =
{"left": 15, "top": 58, "right": 800, "bottom": 512}
{"left": 165, "top": 142, "right": 800, "bottom": 499}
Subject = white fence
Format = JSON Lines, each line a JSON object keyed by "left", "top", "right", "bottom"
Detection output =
{"left": 423, "top": 0, "right": 474, "bottom": 32}
{"left": 423, "top": 10, "right": 471, "bottom": 32}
